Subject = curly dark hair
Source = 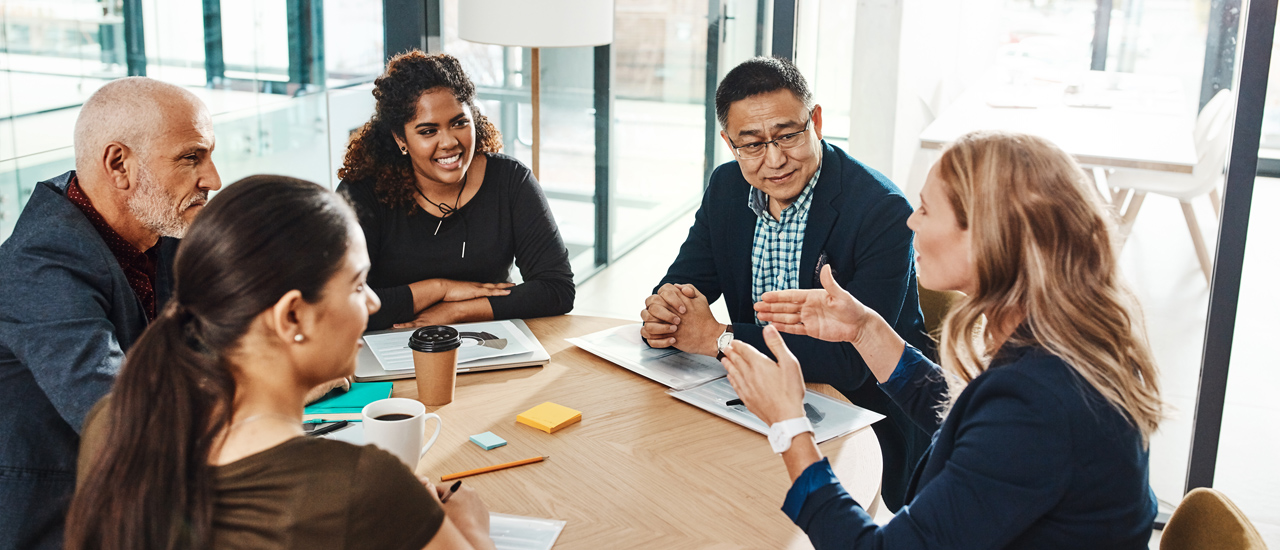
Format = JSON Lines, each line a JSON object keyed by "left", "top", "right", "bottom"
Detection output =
{"left": 338, "top": 51, "right": 503, "bottom": 210}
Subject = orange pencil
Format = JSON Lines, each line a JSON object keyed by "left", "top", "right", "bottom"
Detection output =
{"left": 440, "top": 456, "right": 547, "bottom": 481}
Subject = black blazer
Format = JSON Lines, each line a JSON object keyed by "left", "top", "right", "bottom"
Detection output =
{"left": 657, "top": 140, "right": 930, "bottom": 391}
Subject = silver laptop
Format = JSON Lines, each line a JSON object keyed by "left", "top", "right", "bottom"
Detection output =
{"left": 354, "top": 319, "right": 550, "bottom": 382}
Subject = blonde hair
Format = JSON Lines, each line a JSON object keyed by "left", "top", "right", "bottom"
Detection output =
{"left": 934, "top": 131, "right": 1163, "bottom": 441}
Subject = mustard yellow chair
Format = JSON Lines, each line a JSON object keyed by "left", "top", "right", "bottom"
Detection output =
{"left": 1161, "top": 487, "right": 1268, "bottom": 550}
{"left": 917, "top": 284, "right": 963, "bottom": 339}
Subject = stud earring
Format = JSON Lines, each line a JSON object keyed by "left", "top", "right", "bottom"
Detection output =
{"left": 400, "top": 147, "right": 408, "bottom": 155}
{"left": 294, "top": 334, "right": 305, "bottom": 343}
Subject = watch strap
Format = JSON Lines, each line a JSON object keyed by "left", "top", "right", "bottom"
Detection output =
{"left": 768, "top": 417, "right": 815, "bottom": 454}
{"left": 715, "top": 324, "right": 734, "bottom": 360}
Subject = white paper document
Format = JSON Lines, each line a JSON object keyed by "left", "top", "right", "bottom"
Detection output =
{"left": 668, "top": 378, "right": 884, "bottom": 444}
{"left": 567, "top": 323, "right": 728, "bottom": 390}
{"left": 363, "top": 320, "right": 537, "bottom": 371}
{"left": 490, "top": 512, "right": 566, "bottom": 550}
{"left": 317, "top": 422, "right": 364, "bottom": 445}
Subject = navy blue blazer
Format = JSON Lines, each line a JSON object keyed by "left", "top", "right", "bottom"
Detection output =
{"left": 787, "top": 345, "right": 1157, "bottom": 549}
{"left": 657, "top": 141, "right": 933, "bottom": 510}
{"left": 0, "top": 172, "right": 176, "bottom": 550}
{"left": 658, "top": 140, "right": 930, "bottom": 391}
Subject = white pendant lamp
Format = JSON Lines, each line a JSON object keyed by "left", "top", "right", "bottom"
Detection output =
{"left": 459, "top": 0, "right": 615, "bottom": 181}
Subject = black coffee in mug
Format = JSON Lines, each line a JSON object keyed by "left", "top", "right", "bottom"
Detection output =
{"left": 375, "top": 413, "right": 414, "bottom": 421}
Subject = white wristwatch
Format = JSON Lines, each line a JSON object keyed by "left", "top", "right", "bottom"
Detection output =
{"left": 768, "top": 417, "right": 815, "bottom": 454}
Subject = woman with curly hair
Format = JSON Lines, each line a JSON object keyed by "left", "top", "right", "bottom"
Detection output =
{"left": 338, "top": 51, "right": 574, "bottom": 330}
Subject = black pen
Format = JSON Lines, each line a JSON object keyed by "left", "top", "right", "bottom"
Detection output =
{"left": 307, "top": 420, "right": 349, "bottom": 437}
{"left": 440, "top": 480, "right": 463, "bottom": 503}
{"left": 725, "top": 399, "right": 743, "bottom": 407}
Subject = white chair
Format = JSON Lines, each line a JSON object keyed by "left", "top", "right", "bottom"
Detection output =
{"left": 1103, "top": 89, "right": 1235, "bottom": 283}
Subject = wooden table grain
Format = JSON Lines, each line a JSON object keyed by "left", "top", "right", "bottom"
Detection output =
{"left": 381, "top": 314, "right": 882, "bottom": 550}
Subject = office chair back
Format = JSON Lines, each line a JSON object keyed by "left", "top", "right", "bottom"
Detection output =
{"left": 917, "top": 284, "right": 963, "bottom": 340}
{"left": 1161, "top": 487, "right": 1268, "bottom": 550}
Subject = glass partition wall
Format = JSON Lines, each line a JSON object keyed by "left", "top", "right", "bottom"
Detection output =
{"left": 1, "top": 2, "right": 1276, "bottom": 542}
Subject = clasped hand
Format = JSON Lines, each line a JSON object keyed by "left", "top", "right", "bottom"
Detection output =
{"left": 639, "top": 283, "right": 723, "bottom": 357}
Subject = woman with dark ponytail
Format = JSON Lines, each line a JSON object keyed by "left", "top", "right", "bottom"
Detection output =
{"left": 337, "top": 50, "right": 575, "bottom": 331}
{"left": 65, "top": 175, "right": 496, "bottom": 550}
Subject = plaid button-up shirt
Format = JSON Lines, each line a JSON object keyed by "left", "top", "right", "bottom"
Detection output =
{"left": 748, "top": 165, "right": 821, "bottom": 325}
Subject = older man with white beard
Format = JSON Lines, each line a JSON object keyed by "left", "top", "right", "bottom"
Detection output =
{"left": 0, "top": 77, "right": 220, "bottom": 550}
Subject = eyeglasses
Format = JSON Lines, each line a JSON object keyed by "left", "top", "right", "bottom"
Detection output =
{"left": 728, "top": 110, "right": 814, "bottom": 160}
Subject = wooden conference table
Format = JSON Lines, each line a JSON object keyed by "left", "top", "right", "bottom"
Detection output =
{"left": 380, "top": 315, "right": 882, "bottom": 550}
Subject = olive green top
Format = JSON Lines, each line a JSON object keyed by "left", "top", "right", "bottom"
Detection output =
{"left": 79, "top": 399, "right": 444, "bottom": 550}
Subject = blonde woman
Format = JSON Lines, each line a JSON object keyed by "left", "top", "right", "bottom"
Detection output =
{"left": 723, "top": 130, "right": 1162, "bottom": 549}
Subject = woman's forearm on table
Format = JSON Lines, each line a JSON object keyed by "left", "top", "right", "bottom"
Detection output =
{"left": 409, "top": 279, "right": 447, "bottom": 313}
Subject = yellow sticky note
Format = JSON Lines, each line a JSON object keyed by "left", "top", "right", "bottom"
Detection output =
{"left": 516, "top": 402, "right": 582, "bottom": 434}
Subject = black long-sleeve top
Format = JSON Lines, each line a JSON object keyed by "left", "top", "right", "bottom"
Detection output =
{"left": 338, "top": 153, "right": 574, "bottom": 330}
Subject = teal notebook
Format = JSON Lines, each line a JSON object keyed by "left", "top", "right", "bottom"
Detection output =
{"left": 304, "top": 382, "right": 393, "bottom": 415}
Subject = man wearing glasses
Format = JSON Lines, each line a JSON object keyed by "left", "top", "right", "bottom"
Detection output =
{"left": 640, "top": 56, "right": 931, "bottom": 513}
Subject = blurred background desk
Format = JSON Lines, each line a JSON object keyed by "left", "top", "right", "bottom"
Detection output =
{"left": 916, "top": 70, "right": 1197, "bottom": 186}
{"left": 395, "top": 314, "right": 882, "bottom": 550}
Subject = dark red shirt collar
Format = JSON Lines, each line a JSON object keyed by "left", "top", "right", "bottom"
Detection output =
{"left": 66, "top": 175, "right": 159, "bottom": 319}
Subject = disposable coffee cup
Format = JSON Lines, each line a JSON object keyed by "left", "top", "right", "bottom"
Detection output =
{"left": 408, "top": 325, "right": 461, "bottom": 406}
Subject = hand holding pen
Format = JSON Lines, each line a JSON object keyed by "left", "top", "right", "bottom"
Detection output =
{"left": 440, "top": 480, "right": 462, "bottom": 503}
{"left": 430, "top": 480, "right": 493, "bottom": 548}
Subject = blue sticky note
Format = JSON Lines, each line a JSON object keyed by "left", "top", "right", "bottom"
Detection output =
{"left": 304, "top": 382, "right": 393, "bottom": 415}
{"left": 469, "top": 431, "right": 507, "bottom": 450}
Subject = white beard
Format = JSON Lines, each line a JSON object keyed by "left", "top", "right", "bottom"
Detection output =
{"left": 126, "top": 163, "right": 204, "bottom": 238}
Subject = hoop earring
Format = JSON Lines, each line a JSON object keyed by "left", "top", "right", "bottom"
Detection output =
{"left": 294, "top": 334, "right": 305, "bottom": 343}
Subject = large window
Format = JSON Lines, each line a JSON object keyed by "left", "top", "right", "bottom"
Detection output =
{"left": 2, "top": 6, "right": 1275, "bottom": 542}
{"left": 791, "top": 0, "right": 1271, "bottom": 541}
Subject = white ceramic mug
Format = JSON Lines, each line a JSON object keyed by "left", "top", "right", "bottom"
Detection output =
{"left": 361, "top": 398, "right": 442, "bottom": 470}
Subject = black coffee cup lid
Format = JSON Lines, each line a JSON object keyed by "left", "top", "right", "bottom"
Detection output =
{"left": 408, "top": 325, "right": 461, "bottom": 352}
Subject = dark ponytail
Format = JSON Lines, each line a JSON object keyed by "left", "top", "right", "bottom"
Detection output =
{"left": 64, "top": 175, "right": 355, "bottom": 550}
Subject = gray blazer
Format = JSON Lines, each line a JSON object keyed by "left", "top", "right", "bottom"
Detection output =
{"left": 0, "top": 171, "right": 176, "bottom": 550}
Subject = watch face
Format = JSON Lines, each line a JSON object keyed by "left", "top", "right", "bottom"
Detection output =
{"left": 717, "top": 332, "right": 733, "bottom": 350}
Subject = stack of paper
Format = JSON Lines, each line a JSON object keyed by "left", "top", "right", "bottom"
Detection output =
{"left": 516, "top": 402, "right": 582, "bottom": 434}
{"left": 568, "top": 324, "right": 884, "bottom": 445}
{"left": 490, "top": 512, "right": 565, "bottom": 550}
{"left": 668, "top": 378, "right": 883, "bottom": 444}
{"left": 566, "top": 324, "right": 726, "bottom": 390}
{"left": 364, "top": 320, "right": 538, "bottom": 371}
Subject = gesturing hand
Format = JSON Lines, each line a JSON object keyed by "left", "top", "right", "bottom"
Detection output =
{"left": 754, "top": 264, "right": 872, "bottom": 344}
{"left": 719, "top": 325, "right": 806, "bottom": 426}
{"left": 442, "top": 280, "right": 514, "bottom": 302}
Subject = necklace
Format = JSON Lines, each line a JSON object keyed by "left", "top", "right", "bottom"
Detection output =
{"left": 228, "top": 412, "right": 304, "bottom": 436}
{"left": 415, "top": 171, "right": 469, "bottom": 235}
